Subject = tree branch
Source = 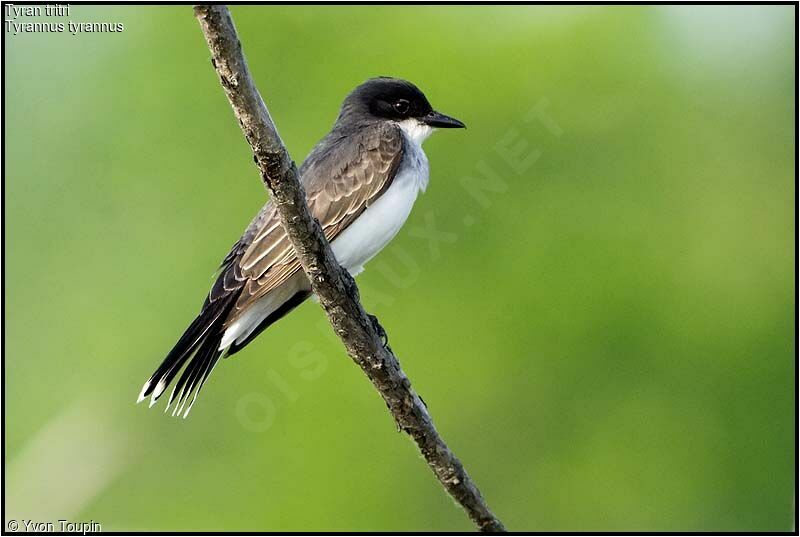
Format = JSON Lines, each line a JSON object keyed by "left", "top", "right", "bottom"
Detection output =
{"left": 193, "top": 5, "right": 506, "bottom": 532}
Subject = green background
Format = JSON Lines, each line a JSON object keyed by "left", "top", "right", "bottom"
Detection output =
{"left": 4, "top": 5, "right": 796, "bottom": 532}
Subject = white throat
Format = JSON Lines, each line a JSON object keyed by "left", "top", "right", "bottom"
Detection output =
{"left": 396, "top": 119, "right": 434, "bottom": 146}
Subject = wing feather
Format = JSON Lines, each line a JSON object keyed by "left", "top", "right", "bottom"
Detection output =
{"left": 222, "top": 123, "right": 404, "bottom": 323}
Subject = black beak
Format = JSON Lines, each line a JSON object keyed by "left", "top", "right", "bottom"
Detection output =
{"left": 424, "top": 110, "right": 466, "bottom": 129}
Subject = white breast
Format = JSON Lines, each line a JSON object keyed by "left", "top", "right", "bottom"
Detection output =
{"left": 330, "top": 121, "right": 431, "bottom": 276}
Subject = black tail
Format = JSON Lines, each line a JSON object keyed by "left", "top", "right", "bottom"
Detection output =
{"left": 137, "top": 294, "right": 236, "bottom": 418}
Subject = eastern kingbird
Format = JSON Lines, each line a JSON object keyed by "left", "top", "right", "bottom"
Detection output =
{"left": 138, "top": 77, "right": 465, "bottom": 417}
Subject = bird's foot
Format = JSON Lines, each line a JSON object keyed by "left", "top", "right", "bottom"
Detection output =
{"left": 368, "top": 314, "right": 389, "bottom": 348}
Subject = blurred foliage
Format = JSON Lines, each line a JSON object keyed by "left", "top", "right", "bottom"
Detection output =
{"left": 4, "top": 5, "right": 795, "bottom": 532}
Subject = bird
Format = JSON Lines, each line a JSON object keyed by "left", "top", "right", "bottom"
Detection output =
{"left": 137, "top": 77, "right": 465, "bottom": 418}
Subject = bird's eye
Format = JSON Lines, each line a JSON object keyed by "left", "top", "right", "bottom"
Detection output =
{"left": 393, "top": 99, "right": 410, "bottom": 114}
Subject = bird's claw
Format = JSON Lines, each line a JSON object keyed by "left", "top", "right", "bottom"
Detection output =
{"left": 368, "top": 314, "right": 389, "bottom": 347}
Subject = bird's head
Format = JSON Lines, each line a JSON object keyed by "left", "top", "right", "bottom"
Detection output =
{"left": 339, "top": 77, "right": 465, "bottom": 142}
